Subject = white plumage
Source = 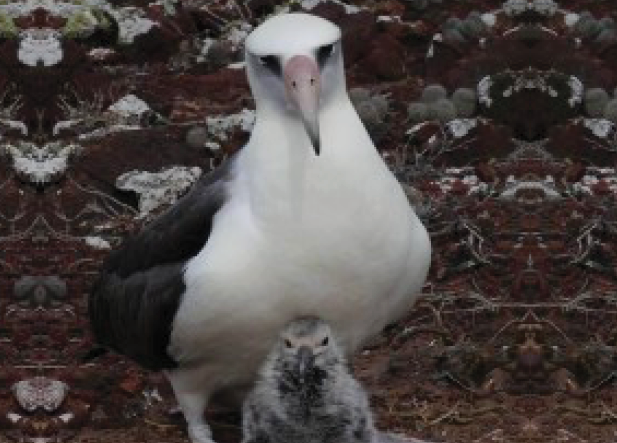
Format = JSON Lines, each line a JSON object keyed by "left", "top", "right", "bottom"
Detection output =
{"left": 90, "top": 13, "right": 430, "bottom": 443}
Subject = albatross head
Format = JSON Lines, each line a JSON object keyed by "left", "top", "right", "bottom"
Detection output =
{"left": 245, "top": 13, "right": 344, "bottom": 156}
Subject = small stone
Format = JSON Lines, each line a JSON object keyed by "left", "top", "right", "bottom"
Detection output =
{"left": 185, "top": 126, "right": 209, "bottom": 149}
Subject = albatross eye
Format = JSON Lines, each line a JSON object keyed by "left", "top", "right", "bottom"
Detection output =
{"left": 258, "top": 55, "right": 281, "bottom": 76}
{"left": 317, "top": 43, "right": 335, "bottom": 66}
{"left": 320, "top": 336, "right": 329, "bottom": 346}
{"left": 285, "top": 339, "right": 293, "bottom": 348}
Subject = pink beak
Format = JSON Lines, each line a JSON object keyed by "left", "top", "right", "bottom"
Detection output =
{"left": 284, "top": 55, "right": 321, "bottom": 155}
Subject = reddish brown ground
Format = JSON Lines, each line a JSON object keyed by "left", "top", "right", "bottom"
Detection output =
{"left": 1, "top": 1, "right": 617, "bottom": 443}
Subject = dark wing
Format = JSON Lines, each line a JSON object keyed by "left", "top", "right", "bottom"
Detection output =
{"left": 89, "top": 156, "right": 236, "bottom": 370}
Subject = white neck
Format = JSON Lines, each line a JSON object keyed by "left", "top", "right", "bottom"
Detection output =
{"left": 235, "top": 97, "right": 392, "bottom": 227}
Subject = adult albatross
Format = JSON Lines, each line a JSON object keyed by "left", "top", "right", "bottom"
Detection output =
{"left": 89, "top": 13, "right": 431, "bottom": 443}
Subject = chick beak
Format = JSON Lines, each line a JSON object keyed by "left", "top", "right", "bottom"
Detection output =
{"left": 284, "top": 55, "right": 321, "bottom": 155}
{"left": 296, "top": 346, "right": 315, "bottom": 380}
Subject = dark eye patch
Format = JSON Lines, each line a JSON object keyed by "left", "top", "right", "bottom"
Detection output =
{"left": 258, "top": 54, "right": 281, "bottom": 76}
{"left": 317, "top": 43, "right": 335, "bottom": 66}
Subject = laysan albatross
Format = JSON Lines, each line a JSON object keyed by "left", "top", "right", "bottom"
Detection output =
{"left": 89, "top": 13, "right": 431, "bottom": 443}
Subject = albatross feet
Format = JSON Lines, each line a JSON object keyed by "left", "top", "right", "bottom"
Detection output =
{"left": 187, "top": 422, "right": 215, "bottom": 443}
{"left": 164, "top": 370, "right": 215, "bottom": 443}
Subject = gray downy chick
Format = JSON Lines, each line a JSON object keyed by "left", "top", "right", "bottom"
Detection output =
{"left": 242, "top": 316, "right": 375, "bottom": 443}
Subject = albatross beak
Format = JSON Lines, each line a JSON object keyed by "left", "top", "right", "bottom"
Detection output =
{"left": 284, "top": 55, "right": 321, "bottom": 155}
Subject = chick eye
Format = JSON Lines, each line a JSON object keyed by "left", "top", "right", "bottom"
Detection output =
{"left": 317, "top": 43, "right": 334, "bottom": 66}
{"left": 320, "top": 337, "right": 329, "bottom": 346}
{"left": 285, "top": 339, "right": 293, "bottom": 348}
{"left": 258, "top": 55, "right": 281, "bottom": 76}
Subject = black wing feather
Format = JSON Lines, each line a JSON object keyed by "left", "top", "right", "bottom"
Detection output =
{"left": 89, "top": 156, "right": 235, "bottom": 370}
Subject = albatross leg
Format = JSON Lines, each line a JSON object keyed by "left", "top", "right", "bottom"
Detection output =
{"left": 165, "top": 369, "right": 215, "bottom": 443}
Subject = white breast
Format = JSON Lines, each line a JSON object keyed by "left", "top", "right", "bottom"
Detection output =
{"left": 170, "top": 169, "right": 428, "bottom": 383}
{"left": 168, "top": 99, "right": 431, "bottom": 391}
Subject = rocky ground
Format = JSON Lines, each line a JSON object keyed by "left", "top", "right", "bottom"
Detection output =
{"left": 1, "top": 0, "right": 617, "bottom": 442}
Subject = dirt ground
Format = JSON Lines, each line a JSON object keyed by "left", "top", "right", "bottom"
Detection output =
{"left": 1, "top": 1, "right": 617, "bottom": 442}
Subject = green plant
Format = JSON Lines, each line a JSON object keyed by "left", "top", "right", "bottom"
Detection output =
{"left": 575, "top": 12, "right": 601, "bottom": 38}
{"left": 452, "top": 88, "right": 477, "bottom": 117}
{"left": 422, "top": 84, "right": 448, "bottom": 103}
{"left": 603, "top": 98, "right": 617, "bottom": 122}
{"left": 585, "top": 88, "right": 610, "bottom": 117}
{"left": 407, "top": 102, "right": 428, "bottom": 123}
{"left": 428, "top": 98, "right": 456, "bottom": 123}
